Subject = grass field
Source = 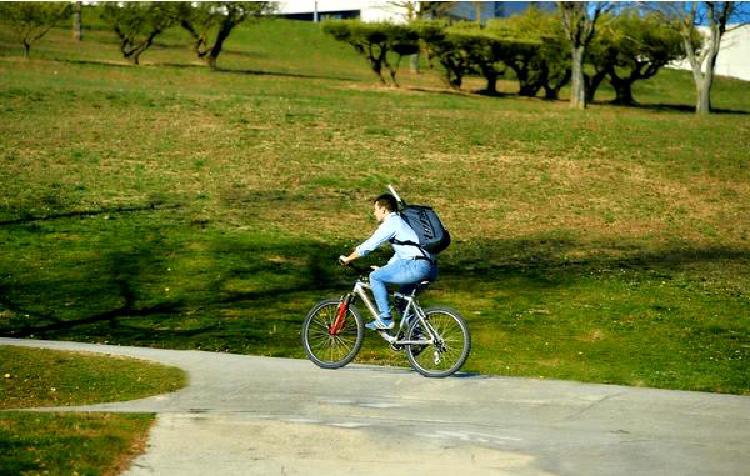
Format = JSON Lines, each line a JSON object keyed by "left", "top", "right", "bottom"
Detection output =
{"left": 0, "top": 17, "right": 749, "bottom": 394}
{"left": 0, "top": 345, "right": 186, "bottom": 475}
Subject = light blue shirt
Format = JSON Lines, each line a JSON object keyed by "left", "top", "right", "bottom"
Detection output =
{"left": 355, "top": 212, "right": 432, "bottom": 264}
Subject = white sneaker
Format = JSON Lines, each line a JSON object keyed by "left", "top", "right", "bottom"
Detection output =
{"left": 366, "top": 318, "right": 394, "bottom": 330}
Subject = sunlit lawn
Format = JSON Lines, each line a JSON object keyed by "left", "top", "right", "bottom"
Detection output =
{"left": 0, "top": 18, "right": 748, "bottom": 394}
{"left": 0, "top": 345, "right": 186, "bottom": 475}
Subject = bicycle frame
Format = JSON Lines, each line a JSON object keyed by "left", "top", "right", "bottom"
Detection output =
{"left": 330, "top": 277, "right": 437, "bottom": 347}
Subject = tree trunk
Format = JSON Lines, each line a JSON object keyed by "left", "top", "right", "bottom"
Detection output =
{"left": 485, "top": 74, "right": 497, "bottom": 95}
{"left": 585, "top": 69, "right": 607, "bottom": 103}
{"left": 570, "top": 45, "right": 585, "bottom": 109}
{"left": 409, "top": 53, "right": 420, "bottom": 74}
{"left": 519, "top": 83, "right": 540, "bottom": 97}
{"left": 389, "top": 55, "right": 402, "bottom": 87}
{"left": 695, "top": 75, "right": 710, "bottom": 114}
{"left": 680, "top": 4, "right": 727, "bottom": 115}
{"left": 208, "top": 20, "right": 234, "bottom": 71}
{"left": 543, "top": 85, "right": 561, "bottom": 100}
{"left": 23, "top": 41, "right": 30, "bottom": 59}
{"left": 73, "top": 1, "right": 82, "bottom": 41}
{"left": 544, "top": 69, "right": 571, "bottom": 100}
{"left": 610, "top": 77, "right": 635, "bottom": 105}
{"left": 696, "top": 36, "right": 719, "bottom": 115}
{"left": 367, "top": 44, "right": 387, "bottom": 83}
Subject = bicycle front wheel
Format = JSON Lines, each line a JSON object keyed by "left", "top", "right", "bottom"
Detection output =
{"left": 302, "top": 299, "right": 364, "bottom": 369}
{"left": 406, "top": 306, "right": 471, "bottom": 378}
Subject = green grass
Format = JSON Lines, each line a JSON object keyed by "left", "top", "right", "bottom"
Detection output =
{"left": 0, "top": 346, "right": 186, "bottom": 475}
{"left": 0, "top": 346, "right": 186, "bottom": 409}
{"left": 0, "top": 18, "right": 749, "bottom": 395}
{"left": 0, "top": 412, "right": 154, "bottom": 476}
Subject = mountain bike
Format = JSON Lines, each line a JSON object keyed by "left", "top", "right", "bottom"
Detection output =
{"left": 301, "top": 260, "right": 471, "bottom": 377}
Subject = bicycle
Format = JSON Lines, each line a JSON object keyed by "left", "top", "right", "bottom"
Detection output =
{"left": 301, "top": 259, "right": 471, "bottom": 377}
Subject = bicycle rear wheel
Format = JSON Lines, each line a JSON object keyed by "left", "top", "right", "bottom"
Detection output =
{"left": 302, "top": 299, "right": 364, "bottom": 369}
{"left": 406, "top": 306, "right": 471, "bottom": 378}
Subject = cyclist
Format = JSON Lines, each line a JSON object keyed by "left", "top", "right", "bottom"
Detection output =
{"left": 340, "top": 193, "right": 437, "bottom": 330}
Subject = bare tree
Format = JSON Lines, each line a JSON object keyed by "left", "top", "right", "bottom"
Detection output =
{"left": 659, "top": 2, "right": 747, "bottom": 114}
{"left": 178, "top": 2, "right": 272, "bottom": 70}
{"left": 0, "top": 2, "right": 71, "bottom": 58}
{"left": 386, "top": 2, "right": 455, "bottom": 73}
{"left": 73, "top": 1, "right": 82, "bottom": 41}
{"left": 101, "top": 2, "right": 178, "bottom": 65}
{"left": 558, "top": 1, "right": 611, "bottom": 109}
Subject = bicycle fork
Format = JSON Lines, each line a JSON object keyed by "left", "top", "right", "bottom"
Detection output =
{"left": 329, "top": 280, "right": 379, "bottom": 336}
{"left": 329, "top": 294, "right": 353, "bottom": 336}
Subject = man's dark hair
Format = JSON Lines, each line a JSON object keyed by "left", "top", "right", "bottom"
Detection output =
{"left": 374, "top": 193, "right": 398, "bottom": 212}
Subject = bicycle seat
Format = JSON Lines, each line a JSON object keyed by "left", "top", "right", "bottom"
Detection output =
{"left": 414, "top": 280, "right": 432, "bottom": 294}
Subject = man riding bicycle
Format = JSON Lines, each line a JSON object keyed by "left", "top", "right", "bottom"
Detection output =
{"left": 340, "top": 193, "right": 437, "bottom": 331}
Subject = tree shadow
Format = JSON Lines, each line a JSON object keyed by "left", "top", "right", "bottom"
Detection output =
{"left": 60, "top": 58, "right": 356, "bottom": 82}
{"left": 215, "top": 66, "right": 359, "bottom": 82}
{"left": 0, "top": 203, "right": 181, "bottom": 227}
{"left": 474, "top": 89, "right": 515, "bottom": 98}
{"left": 1, "top": 218, "right": 747, "bottom": 351}
{"left": 0, "top": 225, "right": 347, "bottom": 349}
{"left": 622, "top": 102, "right": 749, "bottom": 115}
{"left": 62, "top": 59, "right": 134, "bottom": 68}
{"left": 1, "top": 246, "right": 184, "bottom": 338}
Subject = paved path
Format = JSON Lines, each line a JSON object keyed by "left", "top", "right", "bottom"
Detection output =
{"left": 2, "top": 337, "right": 749, "bottom": 475}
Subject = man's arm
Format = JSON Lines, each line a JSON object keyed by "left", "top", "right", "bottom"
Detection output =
{"left": 341, "top": 216, "right": 396, "bottom": 264}
{"left": 340, "top": 250, "right": 359, "bottom": 264}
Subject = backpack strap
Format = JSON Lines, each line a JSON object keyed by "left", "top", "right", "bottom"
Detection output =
{"left": 389, "top": 238, "right": 434, "bottom": 263}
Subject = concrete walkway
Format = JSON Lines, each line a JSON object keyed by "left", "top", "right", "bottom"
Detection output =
{"left": 2, "top": 337, "right": 749, "bottom": 475}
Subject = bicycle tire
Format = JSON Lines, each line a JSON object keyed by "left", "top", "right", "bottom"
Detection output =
{"left": 405, "top": 306, "right": 471, "bottom": 378}
{"left": 302, "top": 299, "right": 364, "bottom": 369}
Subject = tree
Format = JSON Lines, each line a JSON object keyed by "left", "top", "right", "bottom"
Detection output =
{"left": 385, "top": 2, "right": 456, "bottom": 73}
{"left": 558, "top": 1, "right": 611, "bottom": 109}
{"left": 443, "top": 28, "right": 508, "bottom": 93}
{"left": 604, "top": 10, "right": 685, "bottom": 105}
{"left": 660, "top": 1, "right": 747, "bottom": 114}
{"left": 415, "top": 22, "right": 473, "bottom": 89}
{"left": 0, "top": 2, "right": 71, "bottom": 59}
{"left": 386, "top": 24, "right": 421, "bottom": 84}
{"left": 177, "top": 2, "right": 272, "bottom": 70}
{"left": 73, "top": 1, "right": 82, "bottom": 41}
{"left": 101, "top": 2, "right": 178, "bottom": 65}
{"left": 487, "top": 8, "right": 571, "bottom": 100}
{"left": 324, "top": 21, "right": 419, "bottom": 86}
{"left": 418, "top": 2, "right": 457, "bottom": 20}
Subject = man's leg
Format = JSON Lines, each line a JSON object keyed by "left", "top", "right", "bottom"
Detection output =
{"left": 369, "top": 261, "right": 405, "bottom": 321}
{"left": 370, "top": 260, "right": 433, "bottom": 321}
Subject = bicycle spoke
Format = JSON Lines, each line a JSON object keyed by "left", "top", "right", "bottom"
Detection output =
{"left": 407, "top": 309, "right": 470, "bottom": 377}
{"left": 303, "top": 301, "right": 363, "bottom": 369}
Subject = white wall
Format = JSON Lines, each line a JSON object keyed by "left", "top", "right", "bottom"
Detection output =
{"left": 670, "top": 24, "right": 750, "bottom": 81}
{"left": 274, "top": 0, "right": 413, "bottom": 23}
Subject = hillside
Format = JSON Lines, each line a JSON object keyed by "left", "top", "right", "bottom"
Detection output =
{"left": 1, "top": 18, "right": 749, "bottom": 394}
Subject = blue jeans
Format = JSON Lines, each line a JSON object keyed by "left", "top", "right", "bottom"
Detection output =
{"left": 369, "top": 259, "right": 437, "bottom": 319}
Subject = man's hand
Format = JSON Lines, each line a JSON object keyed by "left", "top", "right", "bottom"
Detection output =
{"left": 339, "top": 251, "right": 358, "bottom": 266}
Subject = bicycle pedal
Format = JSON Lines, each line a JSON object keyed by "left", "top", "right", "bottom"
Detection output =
{"left": 377, "top": 330, "right": 396, "bottom": 343}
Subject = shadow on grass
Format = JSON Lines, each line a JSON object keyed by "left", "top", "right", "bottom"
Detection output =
{"left": 0, "top": 225, "right": 346, "bottom": 348}
{"left": 611, "top": 102, "right": 750, "bottom": 115}
{"left": 60, "top": 58, "right": 357, "bottom": 82}
{"left": 0, "top": 203, "right": 181, "bottom": 227}
{"left": 215, "top": 66, "right": 359, "bottom": 82}
{"left": 1, "top": 221, "right": 748, "bottom": 351}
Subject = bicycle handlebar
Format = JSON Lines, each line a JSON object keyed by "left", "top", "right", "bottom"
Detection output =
{"left": 338, "top": 256, "right": 372, "bottom": 276}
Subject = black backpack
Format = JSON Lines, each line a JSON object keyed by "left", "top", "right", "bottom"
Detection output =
{"left": 388, "top": 186, "right": 451, "bottom": 255}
